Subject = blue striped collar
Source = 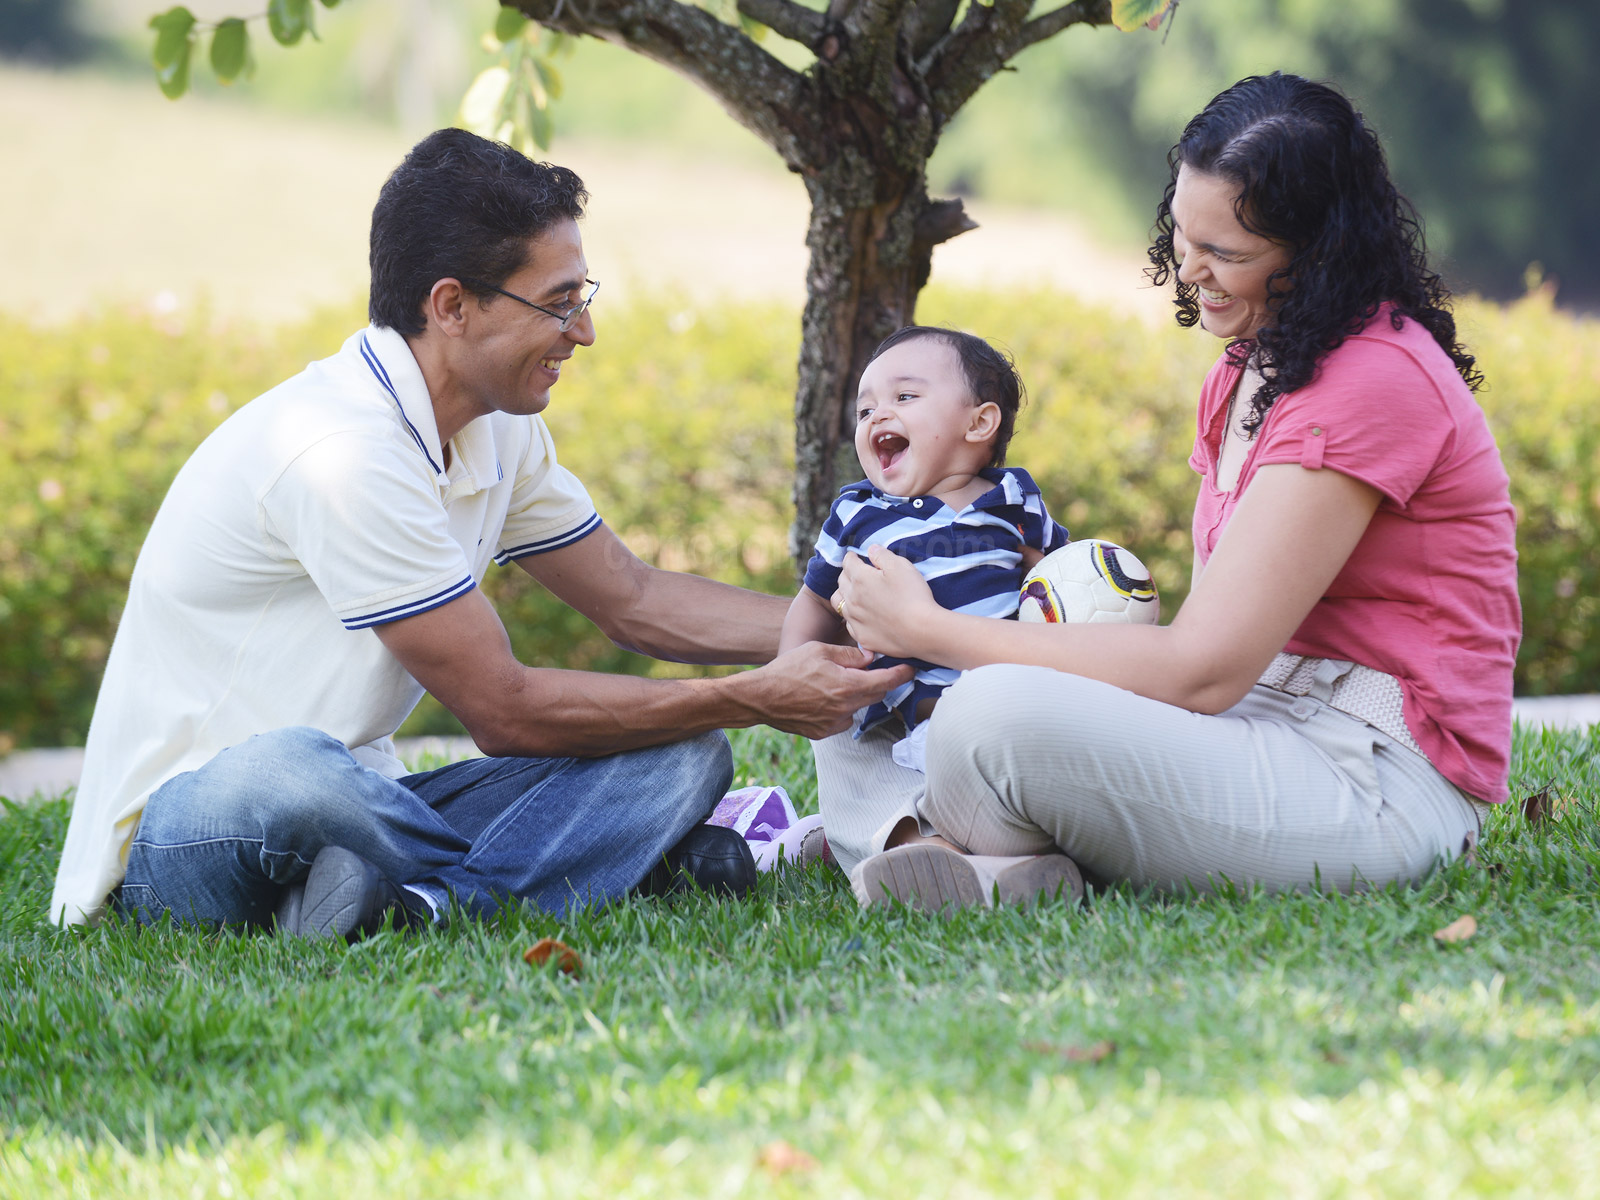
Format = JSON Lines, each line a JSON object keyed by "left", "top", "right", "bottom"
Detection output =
{"left": 358, "top": 326, "right": 505, "bottom": 492}
{"left": 837, "top": 466, "right": 1040, "bottom": 514}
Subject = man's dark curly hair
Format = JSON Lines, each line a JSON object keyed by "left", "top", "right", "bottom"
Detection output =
{"left": 369, "top": 128, "right": 587, "bottom": 335}
{"left": 868, "top": 325, "right": 1025, "bottom": 467}
{"left": 1146, "top": 72, "right": 1482, "bottom": 436}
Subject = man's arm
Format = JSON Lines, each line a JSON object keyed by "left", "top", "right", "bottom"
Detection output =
{"left": 517, "top": 525, "right": 786, "bottom": 665}
{"left": 373, "top": 586, "right": 910, "bottom": 757}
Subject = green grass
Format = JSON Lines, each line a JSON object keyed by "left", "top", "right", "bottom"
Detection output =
{"left": 3, "top": 724, "right": 1599, "bottom": 1197}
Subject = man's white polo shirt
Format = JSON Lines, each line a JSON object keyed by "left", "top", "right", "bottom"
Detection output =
{"left": 50, "top": 326, "right": 600, "bottom": 925}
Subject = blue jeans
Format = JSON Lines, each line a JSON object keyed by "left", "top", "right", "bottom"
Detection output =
{"left": 116, "top": 726, "right": 732, "bottom": 927}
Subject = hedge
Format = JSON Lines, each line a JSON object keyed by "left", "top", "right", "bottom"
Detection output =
{"left": 1, "top": 286, "right": 1594, "bottom": 749}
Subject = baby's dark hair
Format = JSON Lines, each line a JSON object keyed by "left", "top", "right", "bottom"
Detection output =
{"left": 868, "top": 325, "right": 1025, "bottom": 466}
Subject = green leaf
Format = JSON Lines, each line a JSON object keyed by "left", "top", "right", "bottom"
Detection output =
{"left": 148, "top": 7, "right": 196, "bottom": 69}
{"left": 514, "top": 79, "right": 552, "bottom": 153}
{"left": 319, "top": 0, "right": 343, "bottom": 7}
{"left": 1110, "top": 0, "right": 1172, "bottom": 32}
{"left": 459, "top": 66, "right": 512, "bottom": 135}
{"left": 533, "top": 58, "right": 563, "bottom": 102}
{"left": 528, "top": 104, "right": 553, "bottom": 152}
{"left": 494, "top": 6, "right": 529, "bottom": 45}
{"left": 267, "top": 0, "right": 313, "bottom": 46}
{"left": 209, "top": 19, "right": 249, "bottom": 83}
{"left": 155, "top": 41, "right": 192, "bottom": 99}
{"left": 148, "top": 7, "right": 196, "bottom": 99}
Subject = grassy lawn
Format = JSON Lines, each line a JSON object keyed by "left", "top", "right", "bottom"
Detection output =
{"left": 2, "top": 724, "right": 1598, "bottom": 1197}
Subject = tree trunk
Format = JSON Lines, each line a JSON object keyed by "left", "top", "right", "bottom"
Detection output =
{"left": 791, "top": 175, "right": 917, "bottom": 569}
{"left": 789, "top": 173, "right": 979, "bottom": 573}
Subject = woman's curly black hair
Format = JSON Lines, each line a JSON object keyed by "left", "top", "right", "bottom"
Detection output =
{"left": 1146, "top": 73, "right": 1482, "bottom": 436}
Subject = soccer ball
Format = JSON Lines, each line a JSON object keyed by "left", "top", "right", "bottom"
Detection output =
{"left": 1017, "top": 539, "right": 1160, "bottom": 625}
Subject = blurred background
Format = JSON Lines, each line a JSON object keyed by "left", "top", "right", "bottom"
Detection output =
{"left": 4, "top": 0, "right": 1595, "bottom": 322}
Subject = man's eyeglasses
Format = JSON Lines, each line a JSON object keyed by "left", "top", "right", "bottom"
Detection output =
{"left": 459, "top": 277, "right": 600, "bottom": 332}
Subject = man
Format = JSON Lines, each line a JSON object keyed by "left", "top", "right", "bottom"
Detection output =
{"left": 50, "top": 129, "right": 905, "bottom": 936}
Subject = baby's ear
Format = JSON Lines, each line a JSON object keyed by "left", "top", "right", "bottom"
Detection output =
{"left": 965, "top": 401, "right": 1001, "bottom": 443}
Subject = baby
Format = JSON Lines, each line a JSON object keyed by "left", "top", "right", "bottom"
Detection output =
{"left": 779, "top": 325, "right": 1069, "bottom": 771}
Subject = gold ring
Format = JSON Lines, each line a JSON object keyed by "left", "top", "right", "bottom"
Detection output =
{"left": 834, "top": 595, "right": 846, "bottom": 617}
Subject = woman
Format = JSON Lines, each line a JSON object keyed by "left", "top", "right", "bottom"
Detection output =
{"left": 825, "top": 72, "right": 1520, "bottom": 910}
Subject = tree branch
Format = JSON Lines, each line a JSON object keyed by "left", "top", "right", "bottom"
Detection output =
{"left": 514, "top": 0, "right": 820, "bottom": 169}
{"left": 842, "top": 0, "right": 922, "bottom": 56}
{"left": 1009, "top": 0, "right": 1113, "bottom": 56}
{"left": 911, "top": 196, "right": 978, "bottom": 293}
{"left": 913, "top": 196, "right": 977, "bottom": 247}
{"left": 925, "top": 0, "right": 1111, "bottom": 120}
{"left": 922, "top": 0, "right": 1033, "bottom": 109}
{"left": 735, "top": 0, "right": 826, "bottom": 48}
{"left": 905, "top": 0, "right": 961, "bottom": 60}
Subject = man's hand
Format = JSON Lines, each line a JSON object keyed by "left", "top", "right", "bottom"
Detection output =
{"left": 729, "top": 642, "right": 914, "bottom": 740}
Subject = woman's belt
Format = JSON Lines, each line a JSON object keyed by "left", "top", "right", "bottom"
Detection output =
{"left": 1256, "top": 652, "right": 1426, "bottom": 759}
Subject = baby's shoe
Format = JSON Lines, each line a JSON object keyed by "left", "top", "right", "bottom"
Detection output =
{"left": 753, "top": 813, "right": 834, "bottom": 872}
{"left": 708, "top": 785, "right": 802, "bottom": 872}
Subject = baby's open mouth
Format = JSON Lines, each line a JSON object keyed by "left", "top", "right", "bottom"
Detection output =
{"left": 873, "top": 431, "right": 908, "bottom": 471}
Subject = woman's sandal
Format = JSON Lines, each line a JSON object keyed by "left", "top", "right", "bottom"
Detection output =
{"left": 850, "top": 843, "right": 1083, "bottom": 913}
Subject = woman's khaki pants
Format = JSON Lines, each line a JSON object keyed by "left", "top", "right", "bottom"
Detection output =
{"left": 814, "top": 664, "right": 1483, "bottom": 893}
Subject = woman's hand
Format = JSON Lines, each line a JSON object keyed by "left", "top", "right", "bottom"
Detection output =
{"left": 835, "top": 545, "right": 942, "bottom": 659}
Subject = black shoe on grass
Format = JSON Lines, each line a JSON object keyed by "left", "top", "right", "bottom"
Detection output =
{"left": 274, "top": 846, "right": 424, "bottom": 940}
{"left": 637, "top": 824, "right": 758, "bottom": 899}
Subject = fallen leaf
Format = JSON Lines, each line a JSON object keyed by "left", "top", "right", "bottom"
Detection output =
{"left": 1433, "top": 914, "right": 1478, "bottom": 944}
{"left": 1022, "top": 1039, "right": 1117, "bottom": 1063}
{"left": 757, "top": 1141, "right": 818, "bottom": 1176}
{"left": 1522, "top": 785, "right": 1561, "bottom": 825}
{"left": 1066, "top": 1040, "right": 1117, "bottom": 1063}
{"left": 523, "top": 937, "right": 583, "bottom": 976}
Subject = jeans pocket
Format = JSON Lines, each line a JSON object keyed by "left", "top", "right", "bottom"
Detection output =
{"left": 114, "top": 881, "right": 167, "bottom": 925}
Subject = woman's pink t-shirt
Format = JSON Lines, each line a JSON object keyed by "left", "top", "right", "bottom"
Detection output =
{"left": 1189, "top": 306, "right": 1521, "bottom": 804}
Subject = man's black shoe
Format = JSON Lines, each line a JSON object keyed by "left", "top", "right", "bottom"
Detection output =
{"left": 274, "top": 846, "right": 424, "bottom": 940}
{"left": 638, "top": 824, "right": 757, "bottom": 899}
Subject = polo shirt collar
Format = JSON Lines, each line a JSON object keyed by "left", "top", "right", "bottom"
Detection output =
{"left": 838, "top": 467, "right": 1039, "bottom": 514}
{"left": 978, "top": 467, "right": 1040, "bottom": 510}
{"left": 447, "top": 416, "right": 505, "bottom": 494}
{"left": 358, "top": 326, "right": 504, "bottom": 493}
